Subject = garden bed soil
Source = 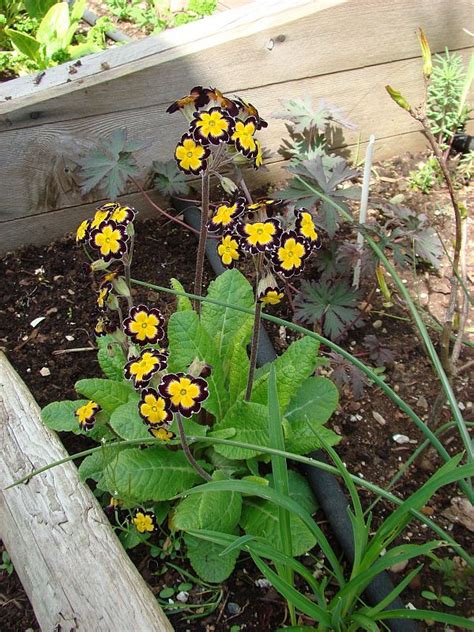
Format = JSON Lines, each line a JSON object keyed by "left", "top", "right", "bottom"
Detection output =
{"left": 0, "top": 151, "right": 472, "bottom": 631}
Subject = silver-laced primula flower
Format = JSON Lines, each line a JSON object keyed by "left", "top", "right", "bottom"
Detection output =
{"left": 90, "top": 208, "right": 111, "bottom": 231}
{"left": 94, "top": 316, "right": 109, "bottom": 337}
{"left": 231, "top": 117, "right": 259, "bottom": 158}
{"left": 190, "top": 107, "right": 235, "bottom": 145}
{"left": 89, "top": 220, "right": 129, "bottom": 261}
{"left": 235, "top": 96, "right": 268, "bottom": 130}
{"left": 295, "top": 209, "right": 321, "bottom": 249}
{"left": 124, "top": 349, "right": 168, "bottom": 389}
{"left": 238, "top": 218, "right": 281, "bottom": 254}
{"left": 207, "top": 196, "right": 246, "bottom": 233}
{"left": 123, "top": 304, "right": 165, "bottom": 346}
{"left": 76, "top": 219, "right": 90, "bottom": 244}
{"left": 110, "top": 205, "right": 136, "bottom": 225}
{"left": 138, "top": 387, "right": 174, "bottom": 427}
{"left": 175, "top": 134, "right": 210, "bottom": 175}
{"left": 217, "top": 233, "right": 242, "bottom": 268}
{"left": 132, "top": 510, "right": 157, "bottom": 533}
{"left": 158, "top": 372, "right": 209, "bottom": 418}
{"left": 75, "top": 400, "right": 101, "bottom": 431}
{"left": 272, "top": 230, "right": 309, "bottom": 278}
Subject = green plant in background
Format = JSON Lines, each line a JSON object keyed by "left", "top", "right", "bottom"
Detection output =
{"left": 0, "top": 550, "right": 14, "bottom": 576}
{"left": 2, "top": 0, "right": 110, "bottom": 74}
{"left": 105, "top": 0, "right": 217, "bottom": 35}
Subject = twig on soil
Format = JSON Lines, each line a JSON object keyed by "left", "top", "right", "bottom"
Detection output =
{"left": 52, "top": 346, "right": 96, "bottom": 355}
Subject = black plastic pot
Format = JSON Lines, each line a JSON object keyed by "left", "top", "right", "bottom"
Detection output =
{"left": 173, "top": 198, "right": 416, "bottom": 631}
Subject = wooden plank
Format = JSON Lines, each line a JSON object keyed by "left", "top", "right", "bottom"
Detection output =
{"left": 0, "top": 352, "right": 174, "bottom": 632}
{"left": 0, "top": 50, "right": 472, "bottom": 224}
{"left": 1, "top": 0, "right": 472, "bottom": 130}
{"left": 0, "top": 129, "right": 432, "bottom": 253}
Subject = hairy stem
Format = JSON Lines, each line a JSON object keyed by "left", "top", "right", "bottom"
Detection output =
{"left": 193, "top": 171, "right": 210, "bottom": 312}
{"left": 176, "top": 413, "right": 211, "bottom": 482}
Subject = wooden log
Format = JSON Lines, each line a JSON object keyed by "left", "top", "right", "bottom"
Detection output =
{"left": 0, "top": 352, "right": 174, "bottom": 632}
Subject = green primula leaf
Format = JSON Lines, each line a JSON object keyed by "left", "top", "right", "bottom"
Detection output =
{"left": 42, "top": 399, "right": 89, "bottom": 433}
{"left": 295, "top": 280, "right": 361, "bottom": 341}
{"left": 97, "top": 334, "right": 127, "bottom": 381}
{"left": 168, "top": 416, "right": 208, "bottom": 440}
{"left": 171, "top": 477, "right": 242, "bottom": 533}
{"left": 240, "top": 471, "right": 317, "bottom": 556}
{"left": 109, "top": 400, "right": 149, "bottom": 440}
{"left": 211, "top": 401, "right": 269, "bottom": 460}
{"left": 104, "top": 447, "right": 202, "bottom": 502}
{"left": 119, "top": 527, "right": 150, "bottom": 550}
{"left": 36, "top": 2, "right": 70, "bottom": 52}
{"left": 250, "top": 337, "right": 319, "bottom": 412}
{"left": 286, "top": 376, "right": 339, "bottom": 425}
{"left": 184, "top": 532, "right": 239, "bottom": 583}
{"left": 200, "top": 269, "right": 254, "bottom": 362}
{"left": 228, "top": 334, "right": 250, "bottom": 406}
{"left": 167, "top": 310, "right": 229, "bottom": 419}
{"left": 75, "top": 378, "right": 134, "bottom": 414}
{"left": 78, "top": 445, "right": 126, "bottom": 483}
{"left": 170, "top": 278, "right": 193, "bottom": 312}
{"left": 78, "top": 129, "right": 142, "bottom": 199}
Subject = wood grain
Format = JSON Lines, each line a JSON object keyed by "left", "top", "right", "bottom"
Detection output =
{"left": 0, "top": 51, "right": 472, "bottom": 225}
{"left": 0, "top": 129, "right": 432, "bottom": 253}
{"left": 0, "top": 352, "right": 174, "bottom": 632}
{"left": 1, "top": 0, "right": 472, "bottom": 129}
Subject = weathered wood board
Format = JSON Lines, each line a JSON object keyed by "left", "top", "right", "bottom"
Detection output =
{"left": 0, "top": 0, "right": 472, "bottom": 252}
{"left": 0, "top": 352, "right": 174, "bottom": 632}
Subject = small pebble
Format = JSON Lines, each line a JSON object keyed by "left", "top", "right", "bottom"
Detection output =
{"left": 39, "top": 367, "right": 51, "bottom": 377}
{"left": 416, "top": 395, "right": 428, "bottom": 410}
{"left": 373, "top": 320, "right": 383, "bottom": 329}
{"left": 393, "top": 433, "right": 410, "bottom": 444}
{"left": 227, "top": 602, "right": 241, "bottom": 615}
{"left": 176, "top": 591, "right": 189, "bottom": 603}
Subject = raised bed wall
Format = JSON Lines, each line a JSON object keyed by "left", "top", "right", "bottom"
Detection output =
{"left": 0, "top": 0, "right": 472, "bottom": 253}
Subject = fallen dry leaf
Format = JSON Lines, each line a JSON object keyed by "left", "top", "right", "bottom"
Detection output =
{"left": 442, "top": 497, "right": 474, "bottom": 532}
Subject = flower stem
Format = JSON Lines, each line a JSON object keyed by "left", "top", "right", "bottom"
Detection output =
{"left": 193, "top": 171, "right": 210, "bottom": 312}
{"left": 246, "top": 254, "right": 264, "bottom": 401}
{"left": 176, "top": 413, "right": 211, "bottom": 482}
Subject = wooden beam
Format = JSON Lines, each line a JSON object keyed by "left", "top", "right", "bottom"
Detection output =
{"left": 0, "top": 50, "right": 472, "bottom": 224}
{"left": 0, "top": 352, "right": 174, "bottom": 632}
{"left": 1, "top": 0, "right": 472, "bottom": 129}
{"left": 0, "top": 129, "right": 431, "bottom": 253}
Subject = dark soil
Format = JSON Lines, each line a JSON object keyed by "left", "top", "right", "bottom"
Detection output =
{"left": 0, "top": 152, "right": 473, "bottom": 631}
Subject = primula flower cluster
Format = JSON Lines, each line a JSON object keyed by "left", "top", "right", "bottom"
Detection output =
{"left": 76, "top": 202, "right": 136, "bottom": 262}
{"left": 121, "top": 303, "right": 210, "bottom": 440}
{"left": 167, "top": 86, "right": 267, "bottom": 174}
{"left": 211, "top": 197, "right": 321, "bottom": 302}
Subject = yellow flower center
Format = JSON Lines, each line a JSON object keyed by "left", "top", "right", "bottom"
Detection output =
{"left": 246, "top": 222, "right": 275, "bottom": 246}
{"left": 129, "top": 312, "right": 159, "bottom": 341}
{"left": 168, "top": 377, "right": 200, "bottom": 409}
{"left": 278, "top": 238, "right": 305, "bottom": 270}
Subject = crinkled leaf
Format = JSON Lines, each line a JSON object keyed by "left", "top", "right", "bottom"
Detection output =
{"left": 78, "top": 129, "right": 141, "bottom": 198}
{"left": 109, "top": 400, "right": 149, "bottom": 440}
{"left": 104, "top": 446, "right": 201, "bottom": 502}
{"left": 171, "top": 477, "right": 242, "bottom": 533}
{"left": 295, "top": 280, "right": 361, "bottom": 341}
{"left": 210, "top": 401, "right": 269, "bottom": 460}
{"left": 170, "top": 278, "right": 193, "bottom": 312}
{"left": 75, "top": 378, "right": 134, "bottom": 414}
{"left": 240, "top": 471, "right": 317, "bottom": 556}
{"left": 97, "top": 334, "right": 126, "bottom": 381}
{"left": 167, "top": 310, "right": 229, "bottom": 419}
{"left": 78, "top": 444, "right": 126, "bottom": 483}
{"left": 228, "top": 341, "right": 250, "bottom": 406}
{"left": 153, "top": 159, "right": 191, "bottom": 197}
{"left": 184, "top": 531, "right": 239, "bottom": 583}
{"left": 250, "top": 337, "right": 320, "bottom": 412}
{"left": 42, "top": 399, "right": 90, "bottom": 433}
{"left": 284, "top": 377, "right": 340, "bottom": 454}
{"left": 200, "top": 269, "right": 254, "bottom": 364}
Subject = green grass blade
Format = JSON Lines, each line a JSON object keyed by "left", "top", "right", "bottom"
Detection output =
{"left": 250, "top": 551, "right": 330, "bottom": 624}
{"left": 267, "top": 364, "right": 296, "bottom": 624}
{"left": 374, "top": 608, "right": 474, "bottom": 629}
{"left": 360, "top": 565, "right": 423, "bottom": 616}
